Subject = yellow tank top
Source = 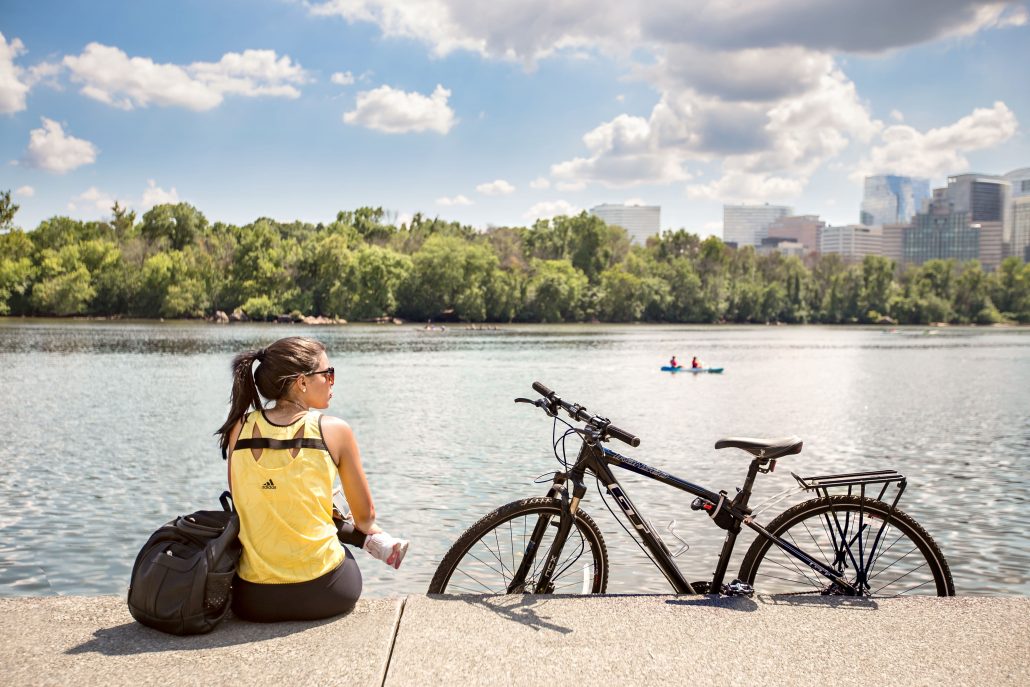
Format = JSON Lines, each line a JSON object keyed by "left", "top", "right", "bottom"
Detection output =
{"left": 230, "top": 410, "right": 345, "bottom": 584}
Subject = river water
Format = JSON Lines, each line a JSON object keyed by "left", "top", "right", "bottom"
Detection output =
{"left": 0, "top": 320, "right": 1027, "bottom": 597}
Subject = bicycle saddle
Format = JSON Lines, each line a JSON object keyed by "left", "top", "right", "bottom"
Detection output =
{"left": 714, "top": 436, "right": 803, "bottom": 460}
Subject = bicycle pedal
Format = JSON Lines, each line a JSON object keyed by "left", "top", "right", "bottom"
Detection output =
{"left": 722, "top": 580, "right": 754, "bottom": 597}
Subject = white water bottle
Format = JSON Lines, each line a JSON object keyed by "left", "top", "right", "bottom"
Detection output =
{"left": 332, "top": 485, "right": 348, "bottom": 517}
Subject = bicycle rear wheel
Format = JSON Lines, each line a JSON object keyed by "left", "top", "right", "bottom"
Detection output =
{"left": 428, "top": 497, "right": 608, "bottom": 595}
{"left": 739, "top": 495, "right": 954, "bottom": 597}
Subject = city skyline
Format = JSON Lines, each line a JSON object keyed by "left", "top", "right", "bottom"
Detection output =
{"left": 1, "top": 1, "right": 1029, "bottom": 237}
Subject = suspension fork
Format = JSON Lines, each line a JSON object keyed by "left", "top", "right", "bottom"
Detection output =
{"left": 533, "top": 472, "right": 587, "bottom": 593}
{"left": 506, "top": 472, "right": 569, "bottom": 593}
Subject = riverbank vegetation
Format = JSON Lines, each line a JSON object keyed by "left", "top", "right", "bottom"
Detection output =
{"left": 1, "top": 192, "right": 1028, "bottom": 324}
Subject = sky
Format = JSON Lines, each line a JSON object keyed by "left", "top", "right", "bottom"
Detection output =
{"left": 2, "top": 0, "right": 1029, "bottom": 238}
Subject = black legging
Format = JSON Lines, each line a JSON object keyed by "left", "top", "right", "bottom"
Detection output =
{"left": 231, "top": 547, "right": 362, "bottom": 622}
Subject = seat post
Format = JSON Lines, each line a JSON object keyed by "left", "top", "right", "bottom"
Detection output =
{"left": 734, "top": 459, "right": 765, "bottom": 509}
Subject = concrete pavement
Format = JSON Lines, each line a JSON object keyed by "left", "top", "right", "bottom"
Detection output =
{"left": 1, "top": 595, "right": 1027, "bottom": 686}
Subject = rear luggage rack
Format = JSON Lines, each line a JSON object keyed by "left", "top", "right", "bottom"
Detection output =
{"left": 792, "top": 469, "right": 907, "bottom": 509}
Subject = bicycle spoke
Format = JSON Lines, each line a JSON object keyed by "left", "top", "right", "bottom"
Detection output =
{"left": 463, "top": 548, "right": 510, "bottom": 579}
{"left": 452, "top": 565, "right": 503, "bottom": 593}
{"left": 761, "top": 546, "right": 825, "bottom": 592}
{"left": 743, "top": 498, "right": 950, "bottom": 598}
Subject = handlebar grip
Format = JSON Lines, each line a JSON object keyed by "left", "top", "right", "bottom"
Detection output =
{"left": 608, "top": 424, "right": 641, "bottom": 448}
{"left": 532, "top": 381, "right": 554, "bottom": 398}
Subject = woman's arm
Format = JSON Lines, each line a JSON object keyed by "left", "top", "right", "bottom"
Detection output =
{"left": 322, "top": 416, "right": 378, "bottom": 533}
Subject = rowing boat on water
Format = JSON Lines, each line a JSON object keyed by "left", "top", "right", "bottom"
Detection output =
{"left": 661, "top": 366, "right": 724, "bottom": 374}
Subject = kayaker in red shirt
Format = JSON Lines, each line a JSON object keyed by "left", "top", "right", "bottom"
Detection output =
{"left": 691, "top": 356, "right": 702, "bottom": 369}
{"left": 669, "top": 355, "right": 680, "bottom": 369}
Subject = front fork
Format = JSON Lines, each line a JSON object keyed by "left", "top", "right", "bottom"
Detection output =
{"left": 506, "top": 472, "right": 584, "bottom": 593}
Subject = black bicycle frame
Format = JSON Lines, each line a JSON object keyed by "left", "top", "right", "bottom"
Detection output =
{"left": 522, "top": 438, "right": 860, "bottom": 595}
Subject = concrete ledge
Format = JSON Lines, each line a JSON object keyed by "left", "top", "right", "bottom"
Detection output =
{"left": 2, "top": 596, "right": 1027, "bottom": 686}
{"left": 0, "top": 596, "right": 403, "bottom": 687}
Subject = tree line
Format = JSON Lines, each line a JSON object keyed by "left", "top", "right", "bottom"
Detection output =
{"left": 1, "top": 190, "right": 1028, "bottom": 324}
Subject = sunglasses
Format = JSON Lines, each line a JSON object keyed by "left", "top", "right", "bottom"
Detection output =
{"left": 304, "top": 367, "right": 335, "bottom": 383}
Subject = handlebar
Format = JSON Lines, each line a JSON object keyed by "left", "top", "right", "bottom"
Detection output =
{"left": 521, "top": 381, "right": 641, "bottom": 448}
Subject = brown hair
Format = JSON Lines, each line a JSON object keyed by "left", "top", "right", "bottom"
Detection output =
{"left": 216, "top": 336, "right": 326, "bottom": 456}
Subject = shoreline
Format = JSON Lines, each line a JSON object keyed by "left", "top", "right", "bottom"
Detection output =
{"left": 2, "top": 315, "right": 1028, "bottom": 328}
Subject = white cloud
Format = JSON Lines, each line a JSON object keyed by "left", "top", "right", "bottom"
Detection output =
{"left": 344, "top": 84, "right": 456, "bottom": 134}
{"left": 687, "top": 172, "right": 805, "bottom": 203}
{"left": 524, "top": 199, "right": 578, "bottom": 221}
{"left": 23, "top": 118, "right": 98, "bottom": 174}
{"left": 550, "top": 112, "right": 690, "bottom": 188}
{"left": 141, "top": 179, "right": 180, "bottom": 208}
{"left": 436, "top": 194, "right": 472, "bottom": 206}
{"left": 0, "top": 32, "right": 29, "bottom": 114}
{"left": 308, "top": 1, "right": 1022, "bottom": 61}
{"left": 62, "top": 43, "right": 307, "bottom": 111}
{"left": 68, "top": 187, "right": 117, "bottom": 214}
{"left": 853, "top": 101, "right": 1019, "bottom": 181}
{"left": 310, "top": 1, "right": 1024, "bottom": 202}
{"left": 15, "top": 185, "right": 34, "bottom": 197}
{"left": 529, "top": 177, "right": 550, "bottom": 190}
{"left": 331, "top": 71, "right": 355, "bottom": 85}
{"left": 475, "top": 179, "right": 515, "bottom": 195}
{"left": 890, "top": 109, "right": 905, "bottom": 122}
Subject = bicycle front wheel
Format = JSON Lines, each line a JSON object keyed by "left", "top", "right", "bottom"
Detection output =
{"left": 739, "top": 495, "right": 954, "bottom": 597}
{"left": 428, "top": 497, "right": 608, "bottom": 595}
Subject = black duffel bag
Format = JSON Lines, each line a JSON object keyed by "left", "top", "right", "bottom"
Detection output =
{"left": 127, "top": 491, "right": 241, "bottom": 635}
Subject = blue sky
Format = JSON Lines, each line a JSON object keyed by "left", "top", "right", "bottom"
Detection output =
{"left": 2, "top": 0, "right": 1028, "bottom": 237}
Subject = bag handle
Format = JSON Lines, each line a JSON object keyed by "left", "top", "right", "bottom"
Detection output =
{"left": 220, "top": 490, "right": 234, "bottom": 513}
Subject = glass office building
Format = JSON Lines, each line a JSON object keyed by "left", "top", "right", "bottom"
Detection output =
{"left": 589, "top": 204, "right": 661, "bottom": 245}
{"left": 904, "top": 211, "right": 980, "bottom": 266}
{"left": 723, "top": 204, "right": 792, "bottom": 247}
{"left": 860, "top": 175, "right": 930, "bottom": 227}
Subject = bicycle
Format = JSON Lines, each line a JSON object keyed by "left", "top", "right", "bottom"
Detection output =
{"left": 428, "top": 382, "right": 955, "bottom": 597}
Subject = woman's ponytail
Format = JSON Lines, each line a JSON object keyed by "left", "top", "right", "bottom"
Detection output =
{"left": 216, "top": 349, "right": 264, "bottom": 458}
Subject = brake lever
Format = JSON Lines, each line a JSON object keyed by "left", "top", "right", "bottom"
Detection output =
{"left": 514, "top": 397, "right": 556, "bottom": 416}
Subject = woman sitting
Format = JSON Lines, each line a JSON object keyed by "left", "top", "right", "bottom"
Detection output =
{"left": 216, "top": 336, "right": 407, "bottom": 622}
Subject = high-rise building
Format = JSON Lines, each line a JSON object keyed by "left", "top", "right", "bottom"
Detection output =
{"left": 1012, "top": 196, "right": 1030, "bottom": 263}
{"left": 860, "top": 175, "right": 930, "bottom": 227}
{"left": 1003, "top": 168, "right": 1030, "bottom": 259}
{"left": 723, "top": 204, "right": 792, "bottom": 247}
{"left": 945, "top": 173, "right": 1010, "bottom": 263}
{"left": 881, "top": 224, "right": 909, "bottom": 268}
{"left": 819, "top": 225, "right": 883, "bottom": 263}
{"left": 765, "top": 215, "right": 824, "bottom": 253}
{"left": 757, "top": 237, "right": 806, "bottom": 257}
{"left": 1002, "top": 167, "right": 1030, "bottom": 198}
{"left": 905, "top": 191, "right": 980, "bottom": 266}
{"left": 589, "top": 203, "right": 661, "bottom": 245}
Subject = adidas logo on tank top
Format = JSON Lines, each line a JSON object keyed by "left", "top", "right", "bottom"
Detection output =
{"left": 261, "top": 479, "right": 276, "bottom": 490}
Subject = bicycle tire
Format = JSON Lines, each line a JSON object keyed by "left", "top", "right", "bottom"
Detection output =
{"left": 428, "top": 497, "right": 609, "bottom": 595}
{"left": 738, "top": 495, "right": 955, "bottom": 597}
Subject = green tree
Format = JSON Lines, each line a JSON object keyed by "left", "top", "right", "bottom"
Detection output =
{"left": 521, "top": 259, "right": 588, "bottom": 322}
{"left": 0, "top": 229, "right": 35, "bottom": 314}
{"left": 0, "top": 190, "right": 19, "bottom": 232}
{"left": 140, "top": 203, "right": 209, "bottom": 250}
{"left": 860, "top": 255, "right": 895, "bottom": 321}
{"left": 991, "top": 257, "right": 1030, "bottom": 322}
{"left": 397, "top": 235, "right": 500, "bottom": 321}
{"left": 953, "top": 261, "right": 1001, "bottom": 324}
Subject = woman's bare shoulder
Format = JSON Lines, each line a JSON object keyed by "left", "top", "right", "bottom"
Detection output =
{"left": 319, "top": 414, "right": 355, "bottom": 439}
